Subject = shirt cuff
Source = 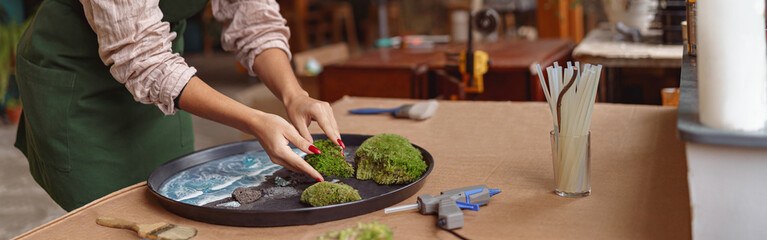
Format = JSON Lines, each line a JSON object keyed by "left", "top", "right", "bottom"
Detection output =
{"left": 159, "top": 66, "right": 197, "bottom": 115}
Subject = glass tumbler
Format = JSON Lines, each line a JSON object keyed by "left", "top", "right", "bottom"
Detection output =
{"left": 550, "top": 130, "right": 591, "bottom": 198}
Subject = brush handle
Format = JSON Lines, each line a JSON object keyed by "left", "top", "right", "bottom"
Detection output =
{"left": 97, "top": 217, "right": 138, "bottom": 231}
{"left": 348, "top": 107, "right": 401, "bottom": 114}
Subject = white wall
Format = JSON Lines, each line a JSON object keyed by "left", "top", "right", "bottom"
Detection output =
{"left": 686, "top": 143, "right": 767, "bottom": 239}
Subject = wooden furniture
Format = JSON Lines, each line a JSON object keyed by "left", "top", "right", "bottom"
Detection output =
{"left": 319, "top": 39, "right": 574, "bottom": 102}
{"left": 537, "top": 0, "right": 584, "bottom": 43}
{"left": 319, "top": 48, "right": 433, "bottom": 102}
{"left": 661, "top": 88, "right": 679, "bottom": 107}
{"left": 15, "top": 97, "right": 691, "bottom": 239}
{"left": 329, "top": 3, "right": 358, "bottom": 52}
{"left": 573, "top": 25, "right": 684, "bottom": 104}
{"left": 279, "top": 0, "right": 359, "bottom": 53}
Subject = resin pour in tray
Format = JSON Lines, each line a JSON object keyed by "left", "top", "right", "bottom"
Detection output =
{"left": 158, "top": 150, "right": 304, "bottom": 206}
{"left": 147, "top": 134, "right": 433, "bottom": 226}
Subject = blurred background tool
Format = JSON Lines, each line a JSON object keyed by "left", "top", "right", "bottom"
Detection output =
{"left": 348, "top": 99, "right": 438, "bottom": 120}
{"left": 445, "top": 9, "right": 497, "bottom": 98}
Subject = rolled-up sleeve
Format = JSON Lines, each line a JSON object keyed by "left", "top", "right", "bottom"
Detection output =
{"left": 212, "top": 0, "right": 291, "bottom": 77}
{"left": 80, "top": 0, "right": 195, "bottom": 115}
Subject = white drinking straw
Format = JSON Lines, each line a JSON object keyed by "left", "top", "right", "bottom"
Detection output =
{"left": 537, "top": 61, "right": 602, "bottom": 194}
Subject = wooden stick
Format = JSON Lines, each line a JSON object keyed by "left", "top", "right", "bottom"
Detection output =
{"left": 556, "top": 73, "right": 576, "bottom": 130}
{"left": 96, "top": 217, "right": 197, "bottom": 240}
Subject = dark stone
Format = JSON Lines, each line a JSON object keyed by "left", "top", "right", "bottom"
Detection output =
{"left": 232, "top": 187, "right": 262, "bottom": 204}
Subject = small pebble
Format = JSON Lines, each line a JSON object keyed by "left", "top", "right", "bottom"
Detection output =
{"left": 274, "top": 176, "right": 291, "bottom": 187}
{"left": 232, "top": 187, "right": 262, "bottom": 204}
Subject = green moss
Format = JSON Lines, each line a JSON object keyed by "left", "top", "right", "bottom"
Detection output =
{"left": 317, "top": 221, "right": 393, "bottom": 240}
{"left": 355, "top": 134, "right": 427, "bottom": 184}
{"left": 301, "top": 182, "right": 362, "bottom": 207}
{"left": 305, "top": 139, "right": 354, "bottom": 178}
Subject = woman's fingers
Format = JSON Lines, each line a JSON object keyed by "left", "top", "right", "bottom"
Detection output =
{"left": 316, "top": 118, "right": 341, "bottom": 146}
{"left": 284, "top": 96, "right": 343, "bottom": 149}
{"left": 276, "top": 123, "right": 323, "bottom": 181}
{"left": 250, "top": 113, "right": 323, "bottom": 181}
{"left": 326, "top": 108, "right": 343, "bottom": 148}
{"left": 274, "top": 146, "right": 324, "bottom": 181}
{"left": 271, "top": 157, "right": 301, "bottom": 173}
{"left": 310, "top": 102, "right": 343, "bottom": 149}
{"left": 284, "top": 129, "right": 318, "bottom": 155}
{"left": 290, "top": 114, "right": 314, "bottom": 143}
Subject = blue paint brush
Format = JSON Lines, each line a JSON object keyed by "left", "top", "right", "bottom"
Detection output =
{"left": 348, "top": 100, "right": 439, "bottom": 120}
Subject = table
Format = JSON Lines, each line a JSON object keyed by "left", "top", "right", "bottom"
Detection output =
{"left": 573, "top": 26, "right": 684, "bottom": 104}
{"left": 15, "top": 97, "right": 690, "bottom": 239}
{"left": 319, "top": 39, "right": 574, "bottom": 102}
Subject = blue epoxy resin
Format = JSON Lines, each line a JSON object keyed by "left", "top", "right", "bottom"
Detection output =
{"left": 158, "top": 149, "right": 307, "bottom": 206}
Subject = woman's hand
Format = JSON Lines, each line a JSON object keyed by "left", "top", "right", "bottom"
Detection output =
{"left": 248, "top": 111, "right": 325, "bottom": 181}
{"left": 283, "top": 93, "right": 345, "bottom": 149}
{"left": 250, "top": 49, "right": 344, "bottom": 150}
{"left": 178, "top": 77, "right": 324, "bottom": 181}
{"left": 247, "top": 48, "right": 343, "bottom": 177}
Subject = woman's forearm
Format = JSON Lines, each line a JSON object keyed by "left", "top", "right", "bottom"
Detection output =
{"left": 177, "top": 76, "right": 262, "bottom": 133}
{"left": 178, "top": 48, "right": 302, "bottom": 132}
{"left": 251, "top": 48, "right": 308, "bottom": 104}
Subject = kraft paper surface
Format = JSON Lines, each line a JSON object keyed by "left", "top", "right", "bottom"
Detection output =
{"left": 15, "top": 97, "right": 690, "bottom": 239}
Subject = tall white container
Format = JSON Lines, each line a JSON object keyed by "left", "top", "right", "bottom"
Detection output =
{"left": 696, "top": 0, "right": 767, "bottom": 131}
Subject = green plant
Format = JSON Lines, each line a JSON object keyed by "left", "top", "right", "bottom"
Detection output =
{"left": 317, "top": 221, "right": 393, "bottom": 240}
{"left": 5, "top": 98, "right": 20, "bottom": 108}
{"left": 355, "top": 134, "right": 426, "bottom": 185}
{"left": 300, "top": 181, "right": 361, "bottom": 207}
{"left": 0, "top": 6, "right": 30, "bottom": 107}
{"left": 305, "top": 139, "right": 354, "bottom": 178}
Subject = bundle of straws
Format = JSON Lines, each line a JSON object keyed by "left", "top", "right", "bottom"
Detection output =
{"left": 536, "top": 61, "right": 602, "bottom": 194}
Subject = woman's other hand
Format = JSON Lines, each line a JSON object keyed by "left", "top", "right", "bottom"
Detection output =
{"left": 283, "top": 93, "right": 344, "bottom": 149}
{"left": 251, "top": 49, "right": 345, "bottom": 150}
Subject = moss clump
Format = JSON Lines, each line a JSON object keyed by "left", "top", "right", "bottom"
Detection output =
{"left": 317, "top": 221, "right": 393, "bottom": 240}
{"left": 305, "top": 139, "right": 354, "bottom": 178}
{"left": 355, "top": 134, "right": 427, "bottom": 184}
{"left": 301, "top": 182, "right": 362, "bottom": 207}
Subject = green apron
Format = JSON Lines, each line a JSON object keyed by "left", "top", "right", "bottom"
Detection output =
{"left": 15, "top": 0, "right": 209, "bottom": 211}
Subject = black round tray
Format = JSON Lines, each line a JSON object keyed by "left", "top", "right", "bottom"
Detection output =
{"left": 147, "top": 134, "right": 433, "bottom": 227}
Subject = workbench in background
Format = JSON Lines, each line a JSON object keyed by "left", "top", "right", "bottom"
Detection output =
{"left": 319, "top": 39, "right": 574, "bottom": 102}
{"left": 573, "top": 25, "right": 683, "bottom": 104}
{"left": 15, "top": 97, "right": 690, "bottom": 239}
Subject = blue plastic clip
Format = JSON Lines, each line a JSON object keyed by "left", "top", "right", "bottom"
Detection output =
{"left": 489, "top": 188, "right": 501, "bottom": 197}
{"left": 456, "top": 201, "right": 480, "bottom": 211}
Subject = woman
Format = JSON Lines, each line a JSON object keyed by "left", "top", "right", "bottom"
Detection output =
{"left": 14, "top": 0, "right": 341, "bottom": 211}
